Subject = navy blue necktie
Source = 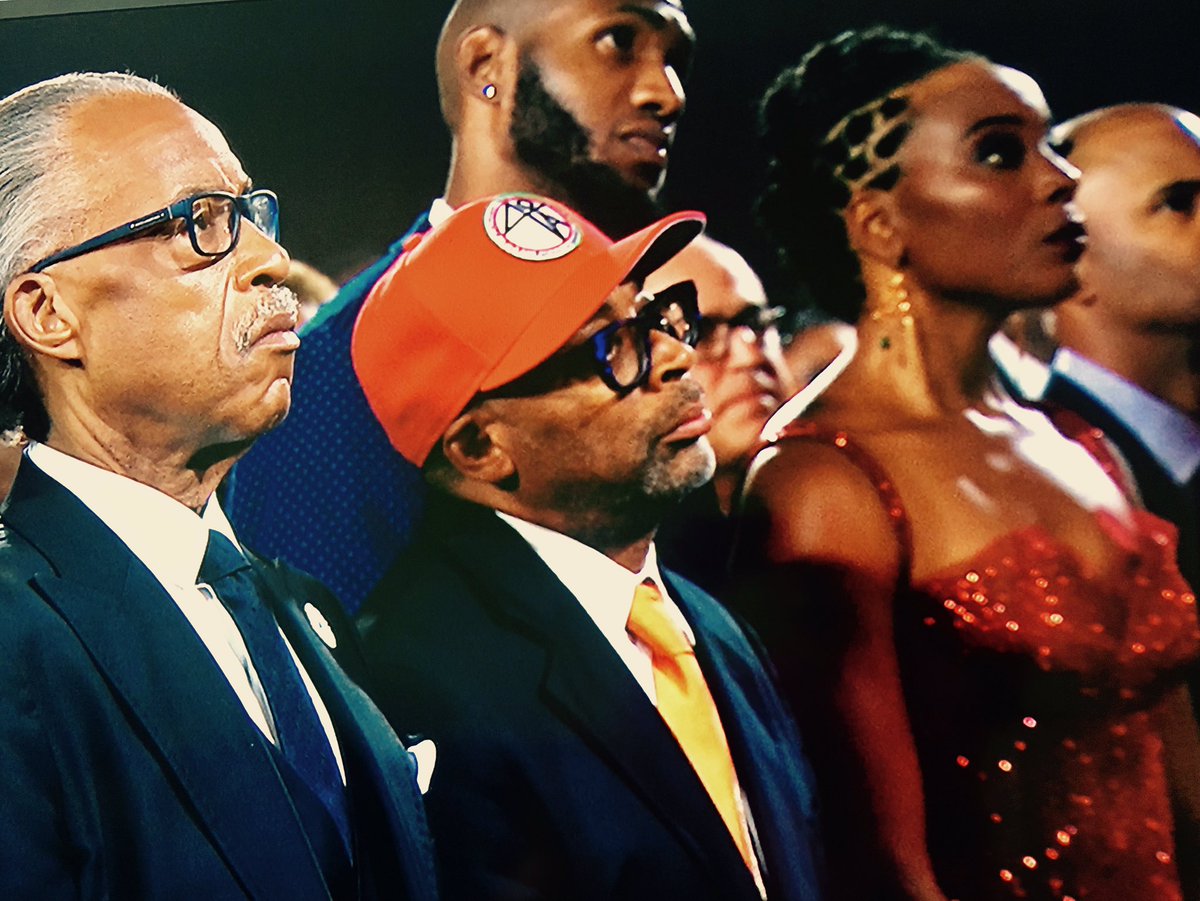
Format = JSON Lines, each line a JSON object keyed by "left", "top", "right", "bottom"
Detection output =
{"left": 199, "top": 530, "right": 351, "bottom": 855}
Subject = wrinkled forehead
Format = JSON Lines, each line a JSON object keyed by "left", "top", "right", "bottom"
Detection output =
{"left": 61, "top": 92, "right": 248, "bottom": 227}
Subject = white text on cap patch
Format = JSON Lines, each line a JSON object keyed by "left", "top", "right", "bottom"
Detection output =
{"left": 483, "top": 194, "right": 582, "bottom": 262}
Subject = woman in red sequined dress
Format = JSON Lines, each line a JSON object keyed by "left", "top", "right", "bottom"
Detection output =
{"left": 733, "top": 27, "right": 1200, "bottom": 901}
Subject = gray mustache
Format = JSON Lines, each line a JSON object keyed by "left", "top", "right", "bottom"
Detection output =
{"left": 233, "top": 285, "right": 300, "bottom": 353}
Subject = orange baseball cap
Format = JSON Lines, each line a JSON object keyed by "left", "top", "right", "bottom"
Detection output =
{"left": 351, "top": 193, "right": 704, "bottom": 466}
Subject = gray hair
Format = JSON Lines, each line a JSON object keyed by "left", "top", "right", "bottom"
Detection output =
{"left": 0, "top": 72, "right": 176, "bottom": 438}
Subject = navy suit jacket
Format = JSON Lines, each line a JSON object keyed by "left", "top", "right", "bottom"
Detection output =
{"left": 356, "top": 494, "right": 825, "bottom": 901}
{"left": 227, "top": 211, "right": 433, "bottom": 612}
{"left": 1043, "top": 369, "right": 1199, "bottom": 589}
{"left": 0, "top": 462, "right": 438, "bottom": 900}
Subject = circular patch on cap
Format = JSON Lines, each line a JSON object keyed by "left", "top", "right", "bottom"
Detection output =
{"left": 483, "top": 194, "right": 582, "bottom": 262}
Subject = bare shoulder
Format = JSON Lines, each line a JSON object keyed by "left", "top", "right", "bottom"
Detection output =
{"left": 741, "top": 433, "right": 903, "bottom": 584}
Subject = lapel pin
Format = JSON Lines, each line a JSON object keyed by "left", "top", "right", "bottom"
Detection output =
{"left": 304, "top": 602, "right": 337, "bottom": 650}
{"left": 406, "top": 738, "right": 437, "bottom": 794}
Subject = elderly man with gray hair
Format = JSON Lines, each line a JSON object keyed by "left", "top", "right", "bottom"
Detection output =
{"left": 0, "top": 72, "right": 437, "bottom": 900}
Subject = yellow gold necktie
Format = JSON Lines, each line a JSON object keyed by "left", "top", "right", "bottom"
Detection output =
{"left": 626, "top": 580, "right": 757, "bottom": 874}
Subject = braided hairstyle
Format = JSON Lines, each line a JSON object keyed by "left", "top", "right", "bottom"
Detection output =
{"left": 759, "top": 27, "right": 973, "bottom": 322}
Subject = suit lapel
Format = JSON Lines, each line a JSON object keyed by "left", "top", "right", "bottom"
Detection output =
{"left": 254, "top": 560, "right": 438, "bottom": 901}
{"left": 4, "top": 465, "right": 330, "bottom": 901}
{"left": 428, "top": 497, "right": 761, "bottom": 899}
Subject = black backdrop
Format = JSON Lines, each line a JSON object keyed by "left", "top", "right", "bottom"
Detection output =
{"left": 3, "top": 0, "right": 1197, "bottom": 304}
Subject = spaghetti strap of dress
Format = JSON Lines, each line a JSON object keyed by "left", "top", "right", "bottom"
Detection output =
{"left": 771, "top": 421, "right": 914, "bottom": 586}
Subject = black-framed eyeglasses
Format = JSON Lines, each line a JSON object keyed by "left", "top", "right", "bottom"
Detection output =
{"left": 696, "top": 304, "right": 786, "bottom": 360}
{"left": 28, "top": 189, "right": 280, "bottom": 273}
{"left": 588, "top": 279, "right": 700, "bottom": 392}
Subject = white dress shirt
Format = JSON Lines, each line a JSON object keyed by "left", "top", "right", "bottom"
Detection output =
{"left": 1053, "top": 348, "right": 1200, "bottom": 485}
{"left": 25, "top": 442, "right": 345, "bottom": 780}
{"left": 494, "top": 511, "right": 768, "bottom": 896}
{"left": 495, "top": 510, "right": 694, "bottom": 705}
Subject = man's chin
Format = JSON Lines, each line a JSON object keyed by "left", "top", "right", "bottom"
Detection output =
{"left": 258, "top": 376, "right": 293, "bottom": 421}
{"left": 229, "top": 380, "right": 293, "bottom": 447}
{"left": 624, "top": 161, "right": 666, "bottom": 197}
{"left": 646, "top": 438, "right": 716, "bottom": 501}
{"left": 554, "top": 167, "right": 664, "bottom": 238}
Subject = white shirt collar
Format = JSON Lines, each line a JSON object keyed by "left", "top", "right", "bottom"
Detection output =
{"left": 25, "top": 442, "right": 240, "bottom": 589}
{"left": 427, "top": 197, "right": 455, "bottom": 229}
{"left": 1052, "top": 348, "right": 1200, "bottom": 484}
{"left": 494, "top": 511, "right": 695, "bottom": 647}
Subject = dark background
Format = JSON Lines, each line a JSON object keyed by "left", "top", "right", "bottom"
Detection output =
{"left": 3, "top": 0, "right": 1197, "bottom": 303}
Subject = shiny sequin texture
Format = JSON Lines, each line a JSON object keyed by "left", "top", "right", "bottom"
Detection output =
{"left": 781, "top": 424, "right": 1200, "bottom": 900}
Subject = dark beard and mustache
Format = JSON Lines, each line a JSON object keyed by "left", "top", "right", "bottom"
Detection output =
{"left": 509, "top": 59, "right": 666, "bottom": 239}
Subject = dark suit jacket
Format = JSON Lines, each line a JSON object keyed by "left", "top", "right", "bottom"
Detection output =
{"left": 1044, "top": 369, "right": 1199, "bottom": 588}
{"left": 356, "top": 494, "right": 824, "bottom": 901}
{"left": 0, "top": 462, "right": 438, "bottom": 901}
{"left": 227, "top": 211, "right": 433, "bottom": 613}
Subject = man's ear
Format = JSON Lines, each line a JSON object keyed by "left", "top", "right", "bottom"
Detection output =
{"left": 4, "top": 274, "right": 83, "bottom": 362}
{"left": 844, "top": 190, "right": 905, "bottom": 268}
{"left": 457, "top": 25, "right": 517, "bottom": 109}
{"left": 441, "top": 406, "right": 516, "bottom": 485}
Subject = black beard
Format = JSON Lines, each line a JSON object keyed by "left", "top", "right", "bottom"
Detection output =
{"left": 510, "top": 59, "right": 665, "bottom": 239}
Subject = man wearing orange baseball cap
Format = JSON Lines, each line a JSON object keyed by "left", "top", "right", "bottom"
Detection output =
{"left": 349, "top": 193, "right": 824, "bottom": 901}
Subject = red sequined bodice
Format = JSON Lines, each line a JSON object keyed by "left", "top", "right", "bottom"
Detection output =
{"left": 779, "top": 424, "right": 1200, "bottom": 901}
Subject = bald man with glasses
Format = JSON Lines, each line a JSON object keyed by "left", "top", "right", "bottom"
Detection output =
{"left": 0, "top": 73, "right": 436, "bottom": 901}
